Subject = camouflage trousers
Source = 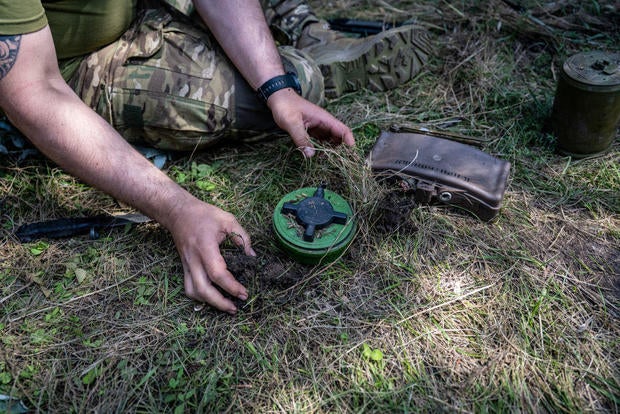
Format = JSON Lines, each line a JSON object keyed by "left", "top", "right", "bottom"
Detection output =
{"left": 165, "top": 0, "right": 317, "bottom": 45}
{"left": 66, "top": 0, "right": 322, "bottom": 151}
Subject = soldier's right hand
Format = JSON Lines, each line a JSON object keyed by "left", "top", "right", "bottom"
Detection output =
{"left": 167, "top": 199, "right": 256, "bottom": 314}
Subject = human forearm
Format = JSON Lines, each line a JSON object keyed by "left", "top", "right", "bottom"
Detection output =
{"left": 6, "top": 80, "right": 253, "bottom": 312}
{"left": 191, "top": 0, "right": 355, "bottom": 156}
{"left": 1, "top": 26, "right": 254, "bottom": 314}
{"left": 192, "top": 0, "right": 284, "bottom": 89}
{"left": 4, "top": 78, "right": 193, "bottom": 230}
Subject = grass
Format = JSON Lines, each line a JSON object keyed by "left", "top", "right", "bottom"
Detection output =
{"left": 1, "top": 0, "right": 619, "bottom": 412}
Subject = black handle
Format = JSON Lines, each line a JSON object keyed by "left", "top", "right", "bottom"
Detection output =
{"left": 15, "top": 215, "right": 135, "bottom": 242}
{"left": 327, "top": 18, "right": 399, "bottom": 36}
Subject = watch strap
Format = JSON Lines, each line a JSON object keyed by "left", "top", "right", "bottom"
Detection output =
{"left": 256, "top": 72, "right": 302, "bottom": 103}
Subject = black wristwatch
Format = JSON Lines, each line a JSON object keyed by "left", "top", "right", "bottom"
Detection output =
{"left": 256, "top": 72, "right": 302, "bottom": 103}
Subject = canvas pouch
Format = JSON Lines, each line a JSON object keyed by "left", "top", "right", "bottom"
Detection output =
{"left": 369, "top": 130, "right": 511, "bottom": 221}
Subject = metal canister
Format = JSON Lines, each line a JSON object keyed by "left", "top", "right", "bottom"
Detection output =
{"left": 551, "top": 50, "right": 620, "bottom": 157}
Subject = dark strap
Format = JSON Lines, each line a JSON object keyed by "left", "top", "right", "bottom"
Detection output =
{"left": 256, "top": 72, "right": 302, "bottom": 103}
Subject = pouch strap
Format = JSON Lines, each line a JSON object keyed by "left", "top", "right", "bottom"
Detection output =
{"left": 414, "top": 181, "right": 435, "bottom": 203}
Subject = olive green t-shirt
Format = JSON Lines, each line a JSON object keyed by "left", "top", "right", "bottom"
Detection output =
{"left": 0, "top": 0, "right": 136, "bottom": 59}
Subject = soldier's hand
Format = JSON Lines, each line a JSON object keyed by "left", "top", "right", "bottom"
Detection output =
{"left": 267, "top": 88, "right": 355, "bottom": 157}
{"left": 168, "top": 199, "right": 255, "bottom": 314}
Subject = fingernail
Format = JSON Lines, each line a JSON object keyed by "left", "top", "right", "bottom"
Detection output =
{"left": 302, "top": 147, "right": 315, "bottom": 158}
{"left": 238, "top": 293, "right": 248, "bottom": 301}
{"left": 249, "top": 248, "right": 257, "bottom": 257}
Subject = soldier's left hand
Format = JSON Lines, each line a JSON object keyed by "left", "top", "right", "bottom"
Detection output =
{"left": 266, "top": 89, "right": 355, "bottom": 158}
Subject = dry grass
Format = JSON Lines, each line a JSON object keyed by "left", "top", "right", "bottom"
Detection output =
{"left": 1, "top": 0, "right": 619, "bottom": 412}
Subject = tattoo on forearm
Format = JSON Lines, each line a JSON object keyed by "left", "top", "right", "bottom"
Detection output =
{"left": 0, "top": 35, "right": 22, "bottom": 80}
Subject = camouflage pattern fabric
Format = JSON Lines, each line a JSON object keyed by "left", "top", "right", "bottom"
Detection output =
{"left": 163, "top": 0, "right": 194, "bottom": 15}
{"left": 67, "top": 3, "right": 324, "bottom": 151}
{"left": 260, "top": 0, "right": 319, "bottom": 46}
{"left": 161, "top": 0, "right": 317, "bottom": 46}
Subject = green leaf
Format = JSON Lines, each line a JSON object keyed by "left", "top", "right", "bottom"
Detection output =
{"left": 74, "top": 268, "right": 89, "bottom": 284}
{"left": 82, "top": 338, "right": 103, "bottom": 348}
{"left": 175, "top": 171, "right": 187, "bottom": 184}
{"left": 176, "top": 323, "right": 189, "bottom": 335}
{"left": 196, "top": 180, "right": 216, "bottom": 191}
{"left": 370, "top": 349, "right": 384, "bottom": 362}
{"left": 82, "top": 366, "right": 101, "bottom": 385}
{"left": 191, "top": 162, "right": 214, "bottom": 178}
{"left": 362, "top": 343, "right": 372, "bottom": 359}
{"left": 0, "top": 371, "right": 12, "bottom": 385}
{"left": 18, "top": 365, "right": 36, "bottom": 380}
{"left": 361, "top": 343, "right": 383, "bottom": 361}
{"left": 29, "top": 241, "right": 49, "bottom": 256}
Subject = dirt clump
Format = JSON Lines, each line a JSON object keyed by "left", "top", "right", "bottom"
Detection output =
{"left": 373, "top": 190, "right": 418, "bottom": 234}
{"left": 222, "top": 250, "right": 307, "bottom": 292}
